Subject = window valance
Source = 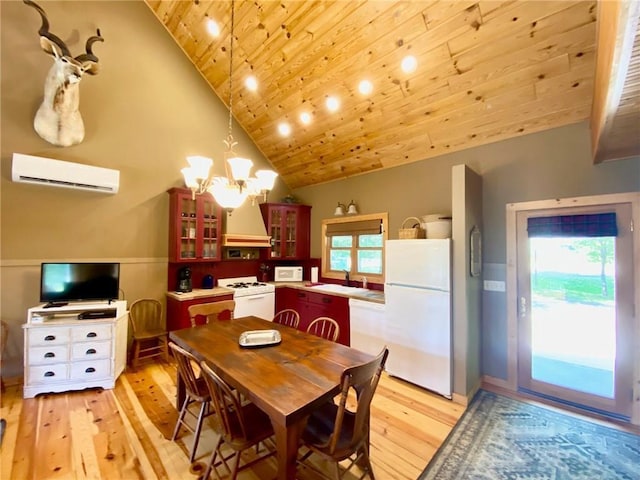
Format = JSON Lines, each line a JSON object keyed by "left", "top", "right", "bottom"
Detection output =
{"left": 527, "top": 212, "right": 618, "bottom": 237}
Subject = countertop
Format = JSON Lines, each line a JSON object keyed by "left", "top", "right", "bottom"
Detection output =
{"left": 272, "top": 282, "right": 385, "bottom": 304}
{"left": 166, "top": 287, "right": 234, "bottom": 301}
{"left": 166, "top": 283, "right": 385, "bottom": 304}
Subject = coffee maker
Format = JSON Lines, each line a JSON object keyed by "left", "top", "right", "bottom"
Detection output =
{"left": 177, "top": 266, "right": 192, "bottom": 293}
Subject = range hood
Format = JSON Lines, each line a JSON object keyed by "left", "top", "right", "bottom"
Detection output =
{"left": 223, "top": 204, "right": 271, "bottom": 248}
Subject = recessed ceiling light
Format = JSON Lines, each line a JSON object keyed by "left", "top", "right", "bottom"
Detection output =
{"left": 245, "top": 75, "right": 258, "bottom": 91}
{"left": 358, "top": 80, "right": 373, "bottom": 95}
{"left": 278, "top": 122, "right": 291, "bottom": 137}
{"left": 206, "top": 18, "right": 220, "bottom": 37}
{"left": 401, "top": 55, "right": 417, "bottom": 74}
{"left": 326, "top": 96, "right": 340, "bottom": 112}
{"left": 300, "top": 112, "right": 312, "bottom": 125}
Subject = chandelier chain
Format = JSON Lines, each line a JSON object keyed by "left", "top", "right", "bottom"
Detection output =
{"left": 181, "top": 0, "right": 277, "bottom": 209}
{"left": 226, "top": 0, "right": 235, "bottom": 150}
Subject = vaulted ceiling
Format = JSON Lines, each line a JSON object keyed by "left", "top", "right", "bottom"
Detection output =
{"left": 145, "top": 1, "right": 640, "bottom": 189}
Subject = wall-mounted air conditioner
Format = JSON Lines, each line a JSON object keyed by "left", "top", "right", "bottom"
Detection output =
{"left": 11, "top": 153, "right": 120, "bottom": 194}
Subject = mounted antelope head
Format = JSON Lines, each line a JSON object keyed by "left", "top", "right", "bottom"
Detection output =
{"left": 24, "top": 0, "right": 104, "bottom": 147}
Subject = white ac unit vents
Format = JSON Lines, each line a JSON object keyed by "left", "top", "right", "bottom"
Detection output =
{"left": 11, "top": 153, "right": 120, "bottom": 194}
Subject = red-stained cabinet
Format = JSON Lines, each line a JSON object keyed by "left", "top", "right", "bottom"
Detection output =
{"left": 168, "top": 188, "right": 223, "bottom": 262}
{"left": 259, "top": 203, "right": 311, "bottom": 260}
{"left": 275, "top": 287, "right": 350, "bottom": 346}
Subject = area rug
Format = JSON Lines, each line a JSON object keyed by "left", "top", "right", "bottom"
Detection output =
{"left": 420, "top": 389, "right": 640, "bottom": 480}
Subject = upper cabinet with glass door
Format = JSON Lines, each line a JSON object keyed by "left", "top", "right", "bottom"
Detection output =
{"left": 259, "top": 203, "right": 311, "bottom": 260}
{"left": 168, "top": 188, "right": 223, "bottom": 262}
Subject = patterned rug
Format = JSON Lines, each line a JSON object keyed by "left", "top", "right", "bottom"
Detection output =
{"left": 420, "top": 390, "right": 640, "bottom": 480}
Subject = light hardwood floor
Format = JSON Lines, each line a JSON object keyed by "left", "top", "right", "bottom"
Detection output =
{"left": 0, "top": 361, "right": 464, "bottom": 479}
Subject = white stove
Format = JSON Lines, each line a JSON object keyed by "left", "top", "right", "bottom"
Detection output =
{"left": 218, "top": 276, "right": 275, "bottom": 320}
{"left": 218, "top": 276, "right": 275, "bottom": 297}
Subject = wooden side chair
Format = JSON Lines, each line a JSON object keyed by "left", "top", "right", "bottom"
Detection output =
{"left": 199, "top": 360, "right": 275, "bottom": 480}
{"left": 169, "top": 342, "right": 215, "bottom": 463}
{"left": 273, "top": 309, "right": 300, "bottom": 329}
{"left": 307, "top": 316, "right": 340, "bottom": 342}
{"left": 188, "top": 300, "right": 236, "bottom": 327}
{"left": 128, "top": 299, "right": 169, "bottom": 369}
{"left": 299, "top": 347, "right": 389, "bottom": 480}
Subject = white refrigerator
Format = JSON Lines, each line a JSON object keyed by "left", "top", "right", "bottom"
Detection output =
{"left": 384, "top": 239, "right": 452, "bottom": 398}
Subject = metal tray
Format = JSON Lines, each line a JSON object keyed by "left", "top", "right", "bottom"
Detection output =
{"left": 239, "top": 329, "right": 282, "bottom": 348}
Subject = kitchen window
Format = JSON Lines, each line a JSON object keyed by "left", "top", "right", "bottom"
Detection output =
{"left": 321, "top": 213, "right": 388, "bottom": 284}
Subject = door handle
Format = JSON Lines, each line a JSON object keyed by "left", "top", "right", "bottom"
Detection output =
{"left": 519, "top": 296, "right": 527, "bottom": 318}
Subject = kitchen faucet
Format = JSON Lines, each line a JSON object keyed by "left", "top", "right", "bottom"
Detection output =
{"left": 344, "top": 270, "right": 350, "bottom": 287}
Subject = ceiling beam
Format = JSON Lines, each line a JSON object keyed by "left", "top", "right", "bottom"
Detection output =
{"left": 591, "top": 0, "right": 640, "bottom": 163}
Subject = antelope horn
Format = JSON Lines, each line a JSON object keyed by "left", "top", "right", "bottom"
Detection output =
{"left": 23, "top": 0, "right": 71, "bottom": 57}
{"left": 75, "top": 29, "right": 104, "bottom": 63}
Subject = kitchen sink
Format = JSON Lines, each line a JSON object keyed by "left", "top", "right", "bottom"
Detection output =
{"left": 308, "top": 284, "right": 372, "bottom": 296}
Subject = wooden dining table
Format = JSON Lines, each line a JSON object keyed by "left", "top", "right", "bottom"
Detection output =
{"left": 169, "top": 316, "right": 375, "bottom": 480}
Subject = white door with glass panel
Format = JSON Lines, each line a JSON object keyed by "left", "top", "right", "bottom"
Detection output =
{"left": 516, "top": 204, "right": 634, "bottom": 421}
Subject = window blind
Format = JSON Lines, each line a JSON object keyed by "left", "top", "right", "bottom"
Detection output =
{"left": 527, "top": 212, "right": 618, "bottom": 238}
{"left": 326, "top": 219, "right": 382, "bottom": 236}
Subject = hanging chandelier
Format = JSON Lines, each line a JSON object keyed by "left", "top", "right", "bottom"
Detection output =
{"left": 181, "top": 0, "right": 277, "bottom": 209}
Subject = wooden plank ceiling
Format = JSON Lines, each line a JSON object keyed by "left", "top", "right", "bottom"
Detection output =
{"left": 144, "top": 1, "right": 638, "bottom": 189}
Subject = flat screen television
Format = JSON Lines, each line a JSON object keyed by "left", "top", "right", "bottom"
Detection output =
{"left": 40, "top": 262, "right": 120, "bottom": 307}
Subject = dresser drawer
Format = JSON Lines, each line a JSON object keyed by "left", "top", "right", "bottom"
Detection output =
{"left": 71, "top": 324, "right": 112, "bottom": 342}
{"left": 29, "top": 345, "right": 69, "bottom": 365}
{"left": 70, "top": 359, "right": 111, "bottom": 380}
{"left": 27, "top": 327, "right": 70, "bottom": 347}
{"left": 27, "top": 364, "right": 69, "bottom": 384}
{"left": 71, "top": 341, "right": 111, "bottom": 360}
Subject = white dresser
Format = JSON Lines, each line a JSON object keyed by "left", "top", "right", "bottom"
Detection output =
{"left": 22, "top": 301, "right": 127, "bottom": 399}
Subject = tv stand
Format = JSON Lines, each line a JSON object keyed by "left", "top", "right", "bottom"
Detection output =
{"left": 43, "top": 302, "right": 68, "bottom": 309}
{"left": 23, "top": 300, "right": 128, "bottom": 399}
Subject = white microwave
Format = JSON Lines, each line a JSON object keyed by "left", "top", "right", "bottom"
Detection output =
{"left": 274, "top": 266, "right": 303, "bottom": 282}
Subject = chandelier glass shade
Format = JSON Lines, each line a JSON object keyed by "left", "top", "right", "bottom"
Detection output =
{"left": 181, "top": 0, "right": 277, "bottom": 209}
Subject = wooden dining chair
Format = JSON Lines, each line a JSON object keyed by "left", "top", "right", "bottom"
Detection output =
{"left": 169, "top": 342, "right": 215, "bottom": 463}
{"left": 298, "top": 346, "right": 389, "bottom": 480}
{"left": 128, "top": 299, "right": 169, "bottom": 369}
{"left": 307, "top": 316, "right": 340, "bottom": 342}
{"left": 199, "top": 360, "right": 275, "bottom": 480}
{"left": 188, "top": 300, "right": 236, "bottom": 327}
{"left": 273, "top": 309, "right": 300, "bottom": 329}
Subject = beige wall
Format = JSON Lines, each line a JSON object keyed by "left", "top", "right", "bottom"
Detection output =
{"left": 0, "top": 1, "right": 287, "bottom": 377}
{"left": 451, "top": 165, "right": 483, "bottom": 397}
{"left": 293, "top": 122, "right": 639, "bottom": 398}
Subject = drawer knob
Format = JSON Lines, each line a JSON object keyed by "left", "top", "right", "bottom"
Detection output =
{"left": 44, "top": 352, "right": 55, "bottom": 358}
{"left": 86, "top": 332, "right": 97, "bottom": 338}
{"left": 85, "top": 367, "right": 96, "bottom": 373}
{"left": 44, "top": 335, "right": 56, "bottom": 341}
{"left": 86, "top": 348, "right": 97, "bottom": 355}
{"left": 44, "top": 371, "right": 55, "bottom": 377}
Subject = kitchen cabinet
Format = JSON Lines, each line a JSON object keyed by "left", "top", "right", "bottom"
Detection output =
{"left": 168, "top": 187, "right": 223, "bottom": 262}
{"left": 259, "top": 203, "right": 311, "bottom": 260}
{"left": 275, "top": 286, "right": 300, "bottom": 314}
{"left": 165, "top": 290, "right": 234, "bottom": 331}
{"left": 275, "top": 287, "right": 350, "bottom": 346}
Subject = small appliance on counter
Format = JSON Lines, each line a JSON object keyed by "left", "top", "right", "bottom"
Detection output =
{"left": 177, "top": 266, "right": 192, "bottom": 293}
{"left": 274, "top": 266, "right": 303, "bottom": 282}
{"left": 202, "top": 274, "right": 214, "bottom": 289}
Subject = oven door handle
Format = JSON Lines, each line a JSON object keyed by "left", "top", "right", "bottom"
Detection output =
{"left": 244, "top": 294, "right": 270, "bottom": 301}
